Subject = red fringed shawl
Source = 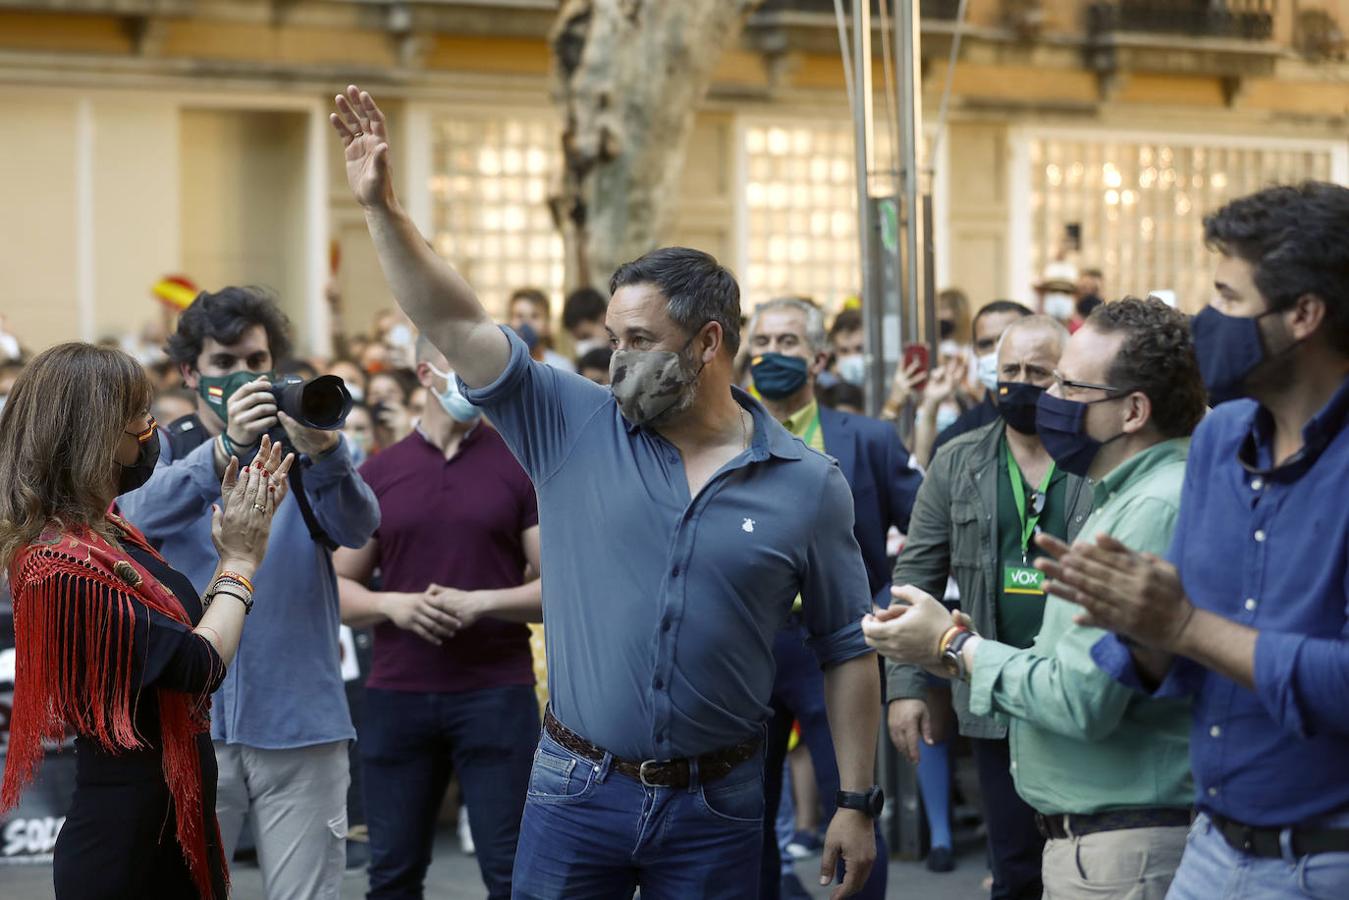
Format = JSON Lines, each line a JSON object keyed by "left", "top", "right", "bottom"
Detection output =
{"left": 2, "top": 515, "right": 226, "bottom": 897}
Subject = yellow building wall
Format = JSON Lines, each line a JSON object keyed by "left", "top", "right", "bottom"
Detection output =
{"left": 92, "top": 97, "right": 180, "bottom": 342}
{"left": 178, "top": 108, "right": 312, "bottom": 345}
{"left": 3, "top": 95, "right": 80, "bottom": 345}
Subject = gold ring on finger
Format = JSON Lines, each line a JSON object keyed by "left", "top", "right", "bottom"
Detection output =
{"left": 253, "top": 503, "right": 266, "bottom": 512}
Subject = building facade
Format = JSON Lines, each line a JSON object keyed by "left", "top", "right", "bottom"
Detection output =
{"left": 3, "top": 0, "right": 1346, "bottom": 354}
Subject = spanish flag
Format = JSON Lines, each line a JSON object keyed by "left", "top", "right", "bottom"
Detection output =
{"left": 152, "top": 275, "right": 200, "bottom": 312}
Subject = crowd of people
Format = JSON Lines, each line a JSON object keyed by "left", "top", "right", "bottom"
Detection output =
{"left": 0, "top": 81, "right": 1345, "bottom": 900}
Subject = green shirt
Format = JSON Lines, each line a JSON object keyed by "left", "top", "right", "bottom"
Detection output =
{"left": 994, "top": 437, "right": 1069, "bottom": 649}
{"left": 969, "top": 438, "right": 1195, "bottom": 816}
{"left": 781, "top": 400, "right": 826, "bottom": 454}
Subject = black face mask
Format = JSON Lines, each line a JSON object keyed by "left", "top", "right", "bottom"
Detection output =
{"left": 939, "top": 319, "right": 956, "bottom": 340}
{"left": 118, "top": 419, "right": 161, "bottom": 495}
{"left": 996, "top": 381, "right": 1046, "bottom": 435}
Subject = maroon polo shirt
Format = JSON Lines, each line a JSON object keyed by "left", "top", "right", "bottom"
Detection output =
{"left": 358, "top": 424, "right": 538, "bottom": 693}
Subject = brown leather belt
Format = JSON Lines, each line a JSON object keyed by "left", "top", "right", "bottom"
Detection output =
{"left": 543, "top": 708, "right": 760, "bottom": 789}
{"left": 1035, "top": 807, "right": 1193, "bottom": 840}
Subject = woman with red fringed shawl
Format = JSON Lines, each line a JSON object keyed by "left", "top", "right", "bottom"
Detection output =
{"left": 0, "top": 343, "right": 293, "bottom": 898}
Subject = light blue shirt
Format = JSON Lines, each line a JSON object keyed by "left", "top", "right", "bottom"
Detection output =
{"left": 119, "top": 428, "right": 379, "bottom": 749}
{"left": 460, "top": 328, "right": 873, "bottom": 761}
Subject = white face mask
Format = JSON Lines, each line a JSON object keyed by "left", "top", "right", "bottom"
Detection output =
{"left": 976, "top": 352, "right": 999, "bottom": 393}
{"left": 425, "top": 363, "right": 480, "bottom": 424}
{"left": 1043, "top": 292, "right": 1076, "bottom": 322}
{"left": 836, "top": 353, "right": 866, "bottom": 386}
{"left": 575, "top": 338, "right": 606, "bottom": 358}
{"left": 936, "top": 404, "right": 961, "bottom": 434}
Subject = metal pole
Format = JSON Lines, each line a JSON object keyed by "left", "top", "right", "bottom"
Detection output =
{"left": 852, "top": 0, "right": 883, "bottom": 416}
{"left": 895, "top": 0, "right": 926, "bottom": 352}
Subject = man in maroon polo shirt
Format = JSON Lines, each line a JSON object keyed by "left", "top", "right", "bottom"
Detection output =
{"left": 336, "top": 335, "right": 543, "bottom": 900}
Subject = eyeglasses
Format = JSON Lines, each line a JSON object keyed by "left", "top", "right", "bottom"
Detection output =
{"left": 125, "top": 416, "right": 157, "bottom": 443}
{"left": 1052, "top": 372, "right": 1132, "bottom": 398}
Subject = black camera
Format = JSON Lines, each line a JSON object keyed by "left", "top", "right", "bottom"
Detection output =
{"left": 271, "top": 375, "right": 354, "bottom": 431}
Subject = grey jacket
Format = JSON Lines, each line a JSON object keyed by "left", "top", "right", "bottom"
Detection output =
{"left": 885, "top": 419, "right": 1094, "bottom": 739}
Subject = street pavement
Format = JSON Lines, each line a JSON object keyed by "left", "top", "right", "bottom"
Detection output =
{"left": 0, "top": 830, "right": 989, "bottom": 898}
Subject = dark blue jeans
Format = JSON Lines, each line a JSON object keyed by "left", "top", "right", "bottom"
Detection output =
{"left": 760, "top": 622, "right": 887, "bottom": 899}
{"left": 512, "top": 729, "right": 766, "bottom": 899}
{"left": 360, "top": 684, "right": 539, "bottom": 900}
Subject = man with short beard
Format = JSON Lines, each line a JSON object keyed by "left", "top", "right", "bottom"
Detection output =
{"left": 332, "top": 85, "right": 882, "bottom": 900}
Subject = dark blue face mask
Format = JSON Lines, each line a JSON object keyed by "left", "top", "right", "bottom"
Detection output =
{"left": 1036, "top": 391, "right": 1129, "bottom": 478}
{"left": 751, "top": 352, "right": 810, "bottom": 401}
{"left": 1190, "top": 305, "right": 1282, "bottom": 406}
{"left": 996, "top": 381, "right": 1046, "bottom": 435}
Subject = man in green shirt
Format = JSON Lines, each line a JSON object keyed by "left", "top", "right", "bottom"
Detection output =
{"left": 864, "top": 297, "right": 1208, "bottom": 899}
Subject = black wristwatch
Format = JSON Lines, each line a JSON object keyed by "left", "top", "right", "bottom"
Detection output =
{"left": 836, "top": 786, "right": 885, "bottom": 818}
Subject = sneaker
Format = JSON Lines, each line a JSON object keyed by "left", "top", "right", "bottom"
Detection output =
{"left": 926, "top": 845, "right": 956, "bottom": 872}
{"left": 785, "top": 828, "right": 824, "bottom": 859}
{"left": 458, "top": 811, "right": 475, "bottom": 856}
{"left": 780, "top": 872, "right": 814, "bottom": 900}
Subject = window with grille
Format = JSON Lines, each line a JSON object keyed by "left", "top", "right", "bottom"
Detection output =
{"left": 1028, "top": 137, "right": 1334, "bottom": 310}
{"left": 427, "top": 112, "right": 565, "bottom": 320}
{"left": 743, "top": 121, "right": 876, "bottom": 314}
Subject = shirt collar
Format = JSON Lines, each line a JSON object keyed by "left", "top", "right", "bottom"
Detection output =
{"left": 1238, "top": 373, "right": 1349, "bottom": 478}
{"left": 622, "top": 387, "right": 804, "bottom": 461}
{"left": 412, "top": 417, "right": 481, "bottom": 454}
{"left": 1092, "top": 437, "right": 1190, "bottom": 506}
{"left": 781, "top": 400, "right": 820, "bottom": 437}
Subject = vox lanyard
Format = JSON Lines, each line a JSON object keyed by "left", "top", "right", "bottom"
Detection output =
{"left": 1006, "top": 441, "right": 1054, "bottom": 565}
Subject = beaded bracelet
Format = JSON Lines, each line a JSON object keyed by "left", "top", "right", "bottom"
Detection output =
{"left": 217, "top": 570, "right": 255, "bottom": 594}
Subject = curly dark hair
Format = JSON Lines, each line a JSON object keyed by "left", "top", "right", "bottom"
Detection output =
{"left": 166, "top": 286, "right": 293, "bottom": 369}
{"left": 1085, "top": 296, "right": 1206, "bottom": 439}
{"left": 1203, "top": 181, "right": 1349, "bottom": 356}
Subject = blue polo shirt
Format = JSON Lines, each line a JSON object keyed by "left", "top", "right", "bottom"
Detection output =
{"left": 1094, "top": 375, "right": 1349, "bottom": 827}
{"left": 460, "top": 328, "right": 874, "bottom": 761}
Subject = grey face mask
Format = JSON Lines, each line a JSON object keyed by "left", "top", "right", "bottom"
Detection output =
{"left": 609, "top": 335, "right": 702, "bottom": 427}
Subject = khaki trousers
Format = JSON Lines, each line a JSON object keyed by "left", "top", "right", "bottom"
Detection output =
{"left": 1042, "top": 824, "right": 1188, "bottom": 900}
{"left": 215, "top": 740, "right": 351, "bottom": 900}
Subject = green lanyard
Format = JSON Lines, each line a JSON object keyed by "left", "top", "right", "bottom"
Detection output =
{"left": 800, "top": 412, "right": 821, "bottom": 450}
{"left": 1006, "top": 440, "right": 1054, "bottom": 564}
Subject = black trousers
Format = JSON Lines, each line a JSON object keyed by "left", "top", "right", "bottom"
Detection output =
{"left": 971, "top": 736, "right": 1043, "bottom": 900}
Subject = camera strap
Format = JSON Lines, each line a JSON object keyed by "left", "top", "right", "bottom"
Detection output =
{"left": 288, "top": 461, "right": 339, "bottom": 553}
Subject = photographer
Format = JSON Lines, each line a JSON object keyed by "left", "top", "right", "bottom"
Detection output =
{"left": 118, "top": 286, "right": 380, "bottom": 900}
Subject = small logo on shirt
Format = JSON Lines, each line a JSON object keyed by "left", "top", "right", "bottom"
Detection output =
{"left": 742, "top": 518, "right": 756, "bottom": 533}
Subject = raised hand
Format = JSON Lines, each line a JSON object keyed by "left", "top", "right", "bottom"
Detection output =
{"left": 331, "top": 85, "right": 393, "bottom": 209}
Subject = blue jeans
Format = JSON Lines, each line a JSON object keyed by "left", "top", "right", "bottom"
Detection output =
{"left": 1167, "top": 812, "right": 1349, "bottom": 900}
{"left": 512, "top": 729, "right": 766, "bottom": 899}
{"left": 360, "top": 684, "right": 539, "bottom": 900}
{"left": 760, "top": 622, "right": 887, "bottom": 899}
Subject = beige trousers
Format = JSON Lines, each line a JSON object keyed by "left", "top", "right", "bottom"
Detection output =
{"left": 1042, "top": 824, "right": 1188, "bottom": 900}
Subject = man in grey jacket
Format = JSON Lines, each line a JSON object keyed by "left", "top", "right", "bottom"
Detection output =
{"left": 886, "top": 315, "right": 1092, "bottom": 900}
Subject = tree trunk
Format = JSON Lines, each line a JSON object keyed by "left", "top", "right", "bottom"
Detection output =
{"left": 549, "top": 0, "right": 763, "bottom": 292}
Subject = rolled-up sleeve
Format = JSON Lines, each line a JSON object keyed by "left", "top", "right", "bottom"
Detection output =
{"left": 1254, "top": 631, "right": 1349, "bottom": 739}
{"left": 801, "top": 464, "right": 874, "bottom": 669}
{"left": 458, "top": 326, "right": 610, "bottom": 483}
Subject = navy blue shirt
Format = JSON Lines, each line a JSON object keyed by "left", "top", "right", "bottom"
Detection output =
{"left": 1094, "top": 375, "right": 1349, "bottom": 827}
{"left": 461, "top": 329, "right": 874, "bottom": 761}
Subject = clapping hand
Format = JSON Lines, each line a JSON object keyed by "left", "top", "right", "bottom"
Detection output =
{"left": 212, "top": 435, "right": 295, "bottom": 570}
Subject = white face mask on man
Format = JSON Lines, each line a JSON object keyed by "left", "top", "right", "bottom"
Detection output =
{"left": 425, "top": 363, "right": 481, "bottom": 424}
{"left": 975, "top": 352, "right": 999, "bottom": 393}
{"left": 1043, "top": 292, "right": 1076, "bottom": 322}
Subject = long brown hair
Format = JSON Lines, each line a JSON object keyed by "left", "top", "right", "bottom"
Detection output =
{"left": 0, "top": 343, "right": 152, "bottom": 568}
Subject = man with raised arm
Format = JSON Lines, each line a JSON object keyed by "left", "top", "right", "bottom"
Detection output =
{"left": 331, "top": 86, "right": 881, "bottom": 900}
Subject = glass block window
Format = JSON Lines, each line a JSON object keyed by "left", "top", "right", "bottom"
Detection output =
{"left": 1028, "top": 137, "right": 1333, "bottom": 311}
{"left": 744, "top": 121, "right": 895, "bottom": 315}
{"left": 428, "top": 112, "right": 565, "bottom": 320}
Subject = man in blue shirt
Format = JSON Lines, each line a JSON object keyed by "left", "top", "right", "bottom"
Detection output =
{"left": 746, "top": 296, "right": 923, "bottom": 900}
{"left": 1037, "top": 182, "right": 1349, "bottom": 899}
{"left": 333, "top": 85, "right": 882, "bottom": 900}
{"left": 119, "top": 287, "right": 380, "bottom": 899}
